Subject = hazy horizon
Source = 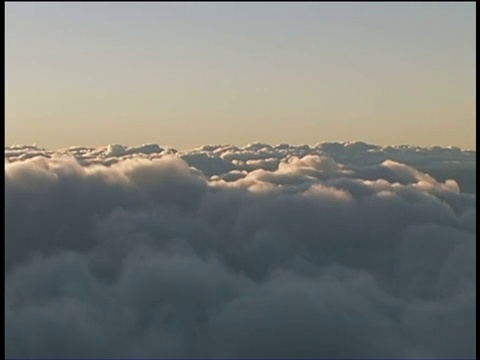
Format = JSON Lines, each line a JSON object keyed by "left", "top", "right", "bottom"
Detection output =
{"left": 6, "top": 2, "right": 476, "bottom": 150}
{"left": 4, "top": 139, "right": 477, "bottom": 152}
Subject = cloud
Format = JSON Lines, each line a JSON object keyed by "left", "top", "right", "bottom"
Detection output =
{"left": 5, "top": 142, "right": 476, "bottom": 358}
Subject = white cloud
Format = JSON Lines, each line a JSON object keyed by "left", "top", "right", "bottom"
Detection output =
{"left": 4, "top": 142, "right": 476, "bottom": 357}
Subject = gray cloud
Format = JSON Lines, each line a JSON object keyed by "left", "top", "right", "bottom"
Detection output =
{"left": 5, "top": 142, "right": 476, "bottom": 358}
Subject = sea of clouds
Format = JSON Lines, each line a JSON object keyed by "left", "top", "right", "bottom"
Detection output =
{"left": 5, "top": 141, "right": 476, "bottom": 358}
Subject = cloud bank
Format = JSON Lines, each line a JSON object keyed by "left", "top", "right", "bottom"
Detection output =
{"left": 5, "top": 142, "right": 476, "bottom": 358}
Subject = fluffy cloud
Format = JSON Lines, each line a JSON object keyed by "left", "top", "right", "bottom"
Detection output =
{"left": 5, "top": 142, "right": 476, "bottom": 358}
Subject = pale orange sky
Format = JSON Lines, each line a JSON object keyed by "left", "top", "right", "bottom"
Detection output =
{"left": 5, "top": 2, "right": 476, "bottom": 150}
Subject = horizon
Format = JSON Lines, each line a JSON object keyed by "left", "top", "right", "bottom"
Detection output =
{"left": 4, "top": 139, "right": 478, "bottom": 152}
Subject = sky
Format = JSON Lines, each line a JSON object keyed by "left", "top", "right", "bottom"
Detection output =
{"left": 5, "top": 2, "right": 476, "bottom": 150}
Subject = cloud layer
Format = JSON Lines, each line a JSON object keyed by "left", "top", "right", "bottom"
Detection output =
{"left": 5, "top": 142, "right": 476, "bottom": 358}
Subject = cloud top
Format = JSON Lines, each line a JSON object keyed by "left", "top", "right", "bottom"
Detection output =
{"left": 5, "top": 142, "right": 476, "bottom": 358}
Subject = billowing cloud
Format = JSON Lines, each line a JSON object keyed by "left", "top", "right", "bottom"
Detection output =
{"left": 5, "top": 142, "right": 476, "bottom": 358}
